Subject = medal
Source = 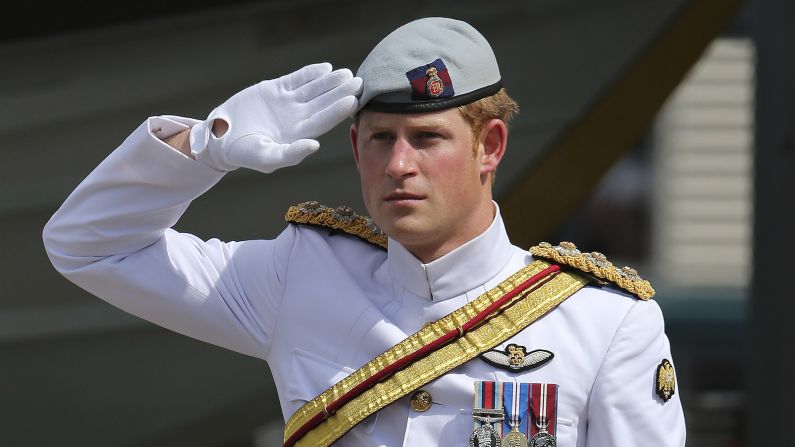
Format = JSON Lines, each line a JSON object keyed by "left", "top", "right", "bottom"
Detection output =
{"left": 470, "top": 421, "right": 499, "bottom": 447}
{"left": 471, "top": 411, "right": 504, "bottom": 447}
{"left": 472, "top": 381, "right": 505, "bottom": 446}
{"left": 529, "top": 384, "right": 558, "bottom": 447}
{"left": 502, "top": 427, "right": 529, "bottom": 447}
{"left": 474, "top": 381, "right": 559, "bottom": 447}
{"left": 471, "top": 411, "right": 503, "bottom": 447}
{"left": 530, "top": 432, "right": 556, "bottom": 447}
{"left": 529, "top": 417, "right": 555, "bottom": 447}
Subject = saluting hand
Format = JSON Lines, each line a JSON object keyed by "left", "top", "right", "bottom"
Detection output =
{"left": 190, "top": 63, "right": 362, "bottom": 173}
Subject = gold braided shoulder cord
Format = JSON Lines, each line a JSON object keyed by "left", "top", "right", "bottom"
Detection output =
{"left": 530, "top": 241, "right": 655, "bottom": 300}
{"left": 285, "top": 202, "right": 388, "bottom": 249}
{"left": 284, "top": 260, "right": 589, "bottom": 447}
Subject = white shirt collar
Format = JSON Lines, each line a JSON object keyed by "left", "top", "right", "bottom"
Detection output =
{"left": 387, "top": 203, "right": 514, "bottom": 301}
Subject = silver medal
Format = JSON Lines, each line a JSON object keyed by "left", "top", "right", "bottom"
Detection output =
{"left": 529, "top": 432, "right": 556, "bottom": 447}
{"left": 530, "top": 417, "right": 556, "bottom": 447}
{"left": 469, "top": 421, "right": 499, "bottom": 447}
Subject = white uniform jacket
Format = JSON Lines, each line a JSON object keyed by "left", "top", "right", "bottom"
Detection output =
{"left": 43, "top": 117, "right": 686, "bottom": 446}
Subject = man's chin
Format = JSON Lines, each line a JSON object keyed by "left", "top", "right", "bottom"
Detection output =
{"left": 374, "top": 204, "right": 417, "bottom": 224}
{"left": 378, "top": 217, "right": 429, "bottom": 243}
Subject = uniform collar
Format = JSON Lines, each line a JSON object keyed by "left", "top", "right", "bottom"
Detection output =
{"left": 387, "top": 203, "right": 513, "bottom": 301}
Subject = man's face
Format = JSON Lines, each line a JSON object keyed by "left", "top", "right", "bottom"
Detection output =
{"left": 351, "top": 109, "right": 497, "bottom": 261}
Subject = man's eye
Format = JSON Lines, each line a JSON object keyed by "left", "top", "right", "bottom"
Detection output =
{"left": 419, "top": 131, "right": 441, "bottom": 139}
{"left": 371, "top": 132, "right": 394, "bottom": 141}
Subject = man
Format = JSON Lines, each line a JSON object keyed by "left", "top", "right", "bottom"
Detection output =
{"left": 44, "top": 17, "right": 685, "bottom": 446}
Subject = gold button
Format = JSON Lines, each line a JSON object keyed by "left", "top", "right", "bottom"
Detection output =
{"left": 410, "top": 390, "right": 433, "bottom": 412}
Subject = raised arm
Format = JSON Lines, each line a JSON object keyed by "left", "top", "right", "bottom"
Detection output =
{"left": 42, "top": 63, "right": 361, "bottom": 359}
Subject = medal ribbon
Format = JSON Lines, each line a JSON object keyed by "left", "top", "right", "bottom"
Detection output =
{"left": 530, "top": 383, "right": 559, "bottom": 437}
{"left": 502, "top": 382, "right": 530, "bottom": 436}
{"left": 474, "top": 381, "right": 504, "bottom": 437}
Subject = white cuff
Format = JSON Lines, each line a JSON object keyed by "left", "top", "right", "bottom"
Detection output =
{"left": 147, "top": 115, "right": 200, "bottom": 140}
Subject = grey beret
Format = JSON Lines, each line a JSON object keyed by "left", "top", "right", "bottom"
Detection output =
{"left": 356, "top": 17, "right": 502, "bottom": 113}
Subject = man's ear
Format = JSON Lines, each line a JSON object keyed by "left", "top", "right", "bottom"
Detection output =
{"left": 479, "top": 119, "right": 507, "bottom": 175}
{"left": 350, "top": 122, "right": 360, "bottom": 168}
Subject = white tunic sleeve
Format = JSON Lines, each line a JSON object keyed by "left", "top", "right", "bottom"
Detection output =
{"left": 586, "top": 298, "right": 686, "bottom": 445}
{"left": 42, "top": 117, "right": 294, "bottom": 360}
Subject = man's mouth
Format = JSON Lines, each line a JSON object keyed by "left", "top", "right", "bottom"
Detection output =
{"left": 384, "top": 192, "right": 425, "bottom": 202}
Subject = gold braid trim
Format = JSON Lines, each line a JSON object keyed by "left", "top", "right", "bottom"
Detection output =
{"left": 285, "top": 201, "right": 387, "bottom": 250}
{"left": 284, "top": 260, "right": 589, "bottom": 447}
{"left": 530, "top": 241, "right": 655, "bottom": 300}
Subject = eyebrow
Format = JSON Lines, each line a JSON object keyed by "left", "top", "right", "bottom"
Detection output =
{"left": 362, "top": 118, "right": 451, "bottom": 133}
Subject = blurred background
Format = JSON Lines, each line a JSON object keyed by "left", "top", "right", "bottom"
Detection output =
{"left": 2, "top": 0, "right": 793, "bottom": 445}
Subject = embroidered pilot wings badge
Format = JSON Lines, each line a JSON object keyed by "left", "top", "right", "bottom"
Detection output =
{"left": 479, "top": 343, "right": 554, "bottom": 373}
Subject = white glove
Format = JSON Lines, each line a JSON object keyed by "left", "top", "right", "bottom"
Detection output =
{"left": 190, "top": 63, "right": 362, "bottom": 173}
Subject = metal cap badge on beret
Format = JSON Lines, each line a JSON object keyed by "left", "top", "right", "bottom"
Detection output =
{"left": 356, "top": 17, "right": 502, "bottom": 113}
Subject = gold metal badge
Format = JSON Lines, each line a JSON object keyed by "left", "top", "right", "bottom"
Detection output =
{"left": 409, "top": 390, "right": 433, "bottom": 412}
{"left": 507, "top": 344, "right": 526, "bottom": 368}
{"left": 425, "top": 66, "right": 444, "bottom": 97}
{"left": 529, "top": 241, "right": 655, "bottom": 300}
{"left": 655, "top": 359, "right": 676, "bottom": 402}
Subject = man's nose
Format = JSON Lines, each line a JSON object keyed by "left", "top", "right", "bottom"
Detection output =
{"left": 385, "top": 139, "right": 417, "bottom": 178}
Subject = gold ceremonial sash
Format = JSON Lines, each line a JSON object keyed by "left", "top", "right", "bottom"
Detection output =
{"left": 284, "top": 259, "right": 589, "bottom": 447}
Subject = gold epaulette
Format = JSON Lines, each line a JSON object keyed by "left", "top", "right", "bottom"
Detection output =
{"left": 285, "top": 201, "right": 388, "bottom": 250}
{"left": 530, "top": 241, "right": 655, "bottom": 300}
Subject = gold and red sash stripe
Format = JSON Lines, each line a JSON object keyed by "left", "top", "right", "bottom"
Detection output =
{"left": 283, "top": 260, "right": 589, "bottom": 447}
